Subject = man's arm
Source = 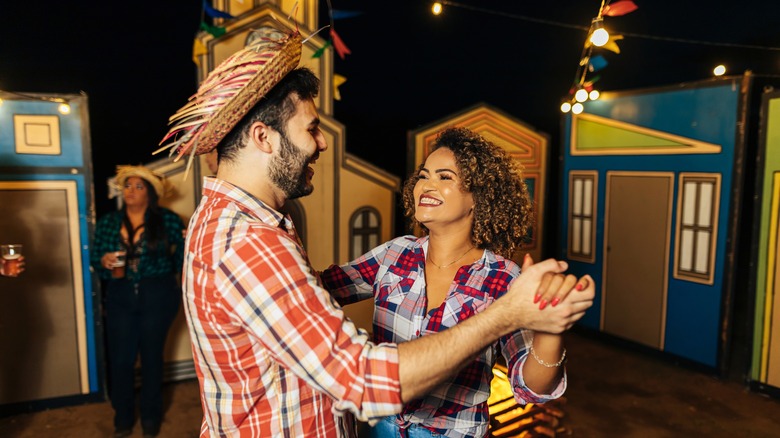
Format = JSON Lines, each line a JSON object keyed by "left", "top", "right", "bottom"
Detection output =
{"left": 397, "top": 258, "right": 594, "bottom": 402}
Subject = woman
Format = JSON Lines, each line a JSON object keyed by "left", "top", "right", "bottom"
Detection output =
{"left": 321, "top": 127, "right": 590, "bottom": 437}
{"left": 91, "top": 165, "right": 184, "bottom": 438}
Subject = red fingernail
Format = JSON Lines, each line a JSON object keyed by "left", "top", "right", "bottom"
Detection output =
{"left": 534, "top": 293, "right": 541, "bottom": 304}
{"left": 539, "top": 299, "right": 548, "bottom": 310}
{"left": 551, "top": 298, "right": 560, "bottom": 307}
{"left": 576, "top": 284, "right": 584, "bottom": 291}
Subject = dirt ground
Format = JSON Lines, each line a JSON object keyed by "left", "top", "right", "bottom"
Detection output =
{"left": 2, "top": 330, "right": 780, "bottom": 437}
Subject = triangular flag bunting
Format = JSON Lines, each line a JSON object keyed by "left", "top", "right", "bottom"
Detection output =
{"left": 600, "top": 34, "right": 623, "bottom": 54}
{"left": 330, "top": 28, "right": 352, "bottom": 60}
{"left": 312, "top": 40, "right": 333, "bottom": 59}
{"left": 602, "top": 1, "right": 638, "bottom": 17}
{"left": 192, "top": 38, "right": 208, "bottom": 67}
{"left": 332, "top": 9, "right": 363, "bottom": 20}
{"left": 333, "top": 74, "right": 347, "bottom": 101}
{"left": 203, "top": 0, "right": 235, "bottom": 19}
{"left": 588, "top": 55, "right": 608, "bottom": 72}
{"left": 200, "top": 21, "right": 226, "bottom": 38}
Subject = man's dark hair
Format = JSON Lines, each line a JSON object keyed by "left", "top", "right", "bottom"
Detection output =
{"left": 217, "top": 67, "right": 320, "bottom": 163}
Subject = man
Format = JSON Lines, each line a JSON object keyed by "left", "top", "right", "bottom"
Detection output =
{"left": 160, "top": 27, "right": 594, "bottom": 437}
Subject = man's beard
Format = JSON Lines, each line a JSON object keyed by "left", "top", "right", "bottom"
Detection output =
{"left": 269, "top": 130, "right": 315, "bottom": 200}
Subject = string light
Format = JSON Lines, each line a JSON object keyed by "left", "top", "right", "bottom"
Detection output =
{"left": 713, "top": 64, "right": 726, "bottom": 76}
{"left": 589, "top": 18, "right": 609, "bottom": 47}
{"left": 561, "top": 102, "right": 572, "bottom": 113}
{"left": 574, "top": 88, "right": 589, "bottom": 102}
{"left": 560, "top": 1, "right": 638, "bottom": 113}
{"left": 432, "top": 2, "right": 443, "bottom": 15}
{"left": 58, "top": 103, "right": 71, "bottom": 114}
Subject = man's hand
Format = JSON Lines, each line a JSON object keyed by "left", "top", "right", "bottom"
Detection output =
{"left": 498, "top": 257, "right": 595, "bottom": 334}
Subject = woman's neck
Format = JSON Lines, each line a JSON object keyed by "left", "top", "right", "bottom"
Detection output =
{"left": 426, "top": 229, "right": 475, "bottom": 267}
{"left": 124, "top": 205, "right": 147, "bottom": 228}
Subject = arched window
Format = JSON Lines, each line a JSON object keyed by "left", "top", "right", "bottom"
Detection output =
{"left": 349, "top": 207, "right": 381, "bottom": 259}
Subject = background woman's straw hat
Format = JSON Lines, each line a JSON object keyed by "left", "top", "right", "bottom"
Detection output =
{"left": 115, "top": 165, "right": 166, "bottom": 198}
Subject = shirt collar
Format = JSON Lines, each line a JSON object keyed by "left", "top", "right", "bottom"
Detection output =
{"left": 201, "top": 176, "right": 287, "bottom": 229}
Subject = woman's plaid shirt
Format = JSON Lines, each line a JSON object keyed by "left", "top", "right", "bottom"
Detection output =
{"left": 320, "top": 236, "right": 566, "bottom": 438}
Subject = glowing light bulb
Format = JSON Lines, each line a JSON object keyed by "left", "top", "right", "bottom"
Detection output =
{"left": 572, "top": 103, "right": 584, "bottom": 114}
{"left": 561, "top": 102, "right": 572, "bottom": 113}
{"left": 432, "top": 2, "right": 442, "bottom": 15}
{"left": 58, "top": 103, "right": 71, "bottom": 115}
{"left": 713, "top": 65, "right": 726, "bottom": 76}
{"left": 590, "top": 28, "right": 610, "bottom": 47}
{"left": 589, "top": 90, "right": 600, "bottom": 100}
{"left": 575, "top": 89, "right": 589, "bottom": 102}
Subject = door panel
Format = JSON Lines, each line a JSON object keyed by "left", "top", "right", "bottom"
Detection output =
{"left": 602, "top": 173, "right": 673, "bottom": 349}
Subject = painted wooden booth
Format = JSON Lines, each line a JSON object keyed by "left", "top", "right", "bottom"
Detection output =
{"left": 558, "top": 75, "right": 767, "bottom": 371}
{"left": 0, "top": 92, "right": 103, "bottom": 413}
{"left": 408, "top": 103, "right": 549, "bottom": 264}
{"left": 750, "top": 90, "right": 780, "bottom": 394}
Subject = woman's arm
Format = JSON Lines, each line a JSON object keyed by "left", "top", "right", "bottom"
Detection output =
{"left": 319, "top": 236, "right": 412, "bottom": 306}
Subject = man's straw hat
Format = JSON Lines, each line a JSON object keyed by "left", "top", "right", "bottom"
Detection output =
{"left": 157, "top": 26, "right": 302, "bottom": 163}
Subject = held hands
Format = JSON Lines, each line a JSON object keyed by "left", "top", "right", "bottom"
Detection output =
{"left": 500, "top": 256, "right": 595, "bottom": 334}
{"left": 523, "top": 254, "right": 591, "bottom": 310}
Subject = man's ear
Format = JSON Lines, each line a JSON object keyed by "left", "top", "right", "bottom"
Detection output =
{"left": 249, "top": 121, "right": 274, "bottom": 154}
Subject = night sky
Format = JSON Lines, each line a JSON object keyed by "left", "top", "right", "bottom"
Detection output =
{"left": 2, "top": 1, "right": 779, "bottom": 217}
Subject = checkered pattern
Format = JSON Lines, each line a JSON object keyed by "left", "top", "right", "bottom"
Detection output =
{"left": 320, "top": 236, "right": 566, "bottom": 438}
{"left": 91, "top": 208, "right": 184, "bottom": 280}
{"left": 183, "top": 177, "right": 402, "bottom": 437}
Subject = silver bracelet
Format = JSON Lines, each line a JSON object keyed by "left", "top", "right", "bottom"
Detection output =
{"left": 529, "top": 345, "right": 567, "bottom": 368}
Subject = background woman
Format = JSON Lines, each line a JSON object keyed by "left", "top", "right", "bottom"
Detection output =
{"left": 321, "top": 127, "right": 593, "bottom": 437}
{"left": 91, "top": 165, "right": 184, "bottom": 438}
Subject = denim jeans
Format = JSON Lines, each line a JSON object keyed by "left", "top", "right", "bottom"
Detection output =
{"left": 368, "top": 416, "right": 440, "bottom": 437}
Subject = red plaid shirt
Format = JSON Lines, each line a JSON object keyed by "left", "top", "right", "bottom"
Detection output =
{"left": 183, "top": 178, "right": 402, "bottom": 437}
{"left": 320, "top": 236, "right": 566, "bottom": 438}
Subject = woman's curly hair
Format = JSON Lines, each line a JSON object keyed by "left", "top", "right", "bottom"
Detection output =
{"left": 402, "top": 127, "right": 533, "bottom": 259}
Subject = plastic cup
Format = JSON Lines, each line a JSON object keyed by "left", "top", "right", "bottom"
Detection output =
{"left": 1, "top": 244, "right": 23, "bottom": 276}
{"left": 111, "top": 251, "right": 126, "bottom": 279}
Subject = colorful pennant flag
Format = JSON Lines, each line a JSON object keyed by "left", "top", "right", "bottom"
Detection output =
{"left": 333, "top": 74, "right": 347, "bottom": 101}
{"left": 203, "top": 0, "right": 235, "bottom": 19}
{"left": 192, "top": 38, "right": 208, "bottom": 67}
{"left": 200, "top": 21, "right": 226, "bottom": 38}
{"left": 588, "top": 55, "right": 608, "bottom": 72}
{"left": 312, "top": 40, "right": 333, "bottom": 59}
{"left": 330, "top": 28, "right": 352, "bottom": 60}
{"left": 332, "top": 10, "right": 363, "bottom": 20}
{"left": 602, "top": 1, "right": 638, "bottom": 17}
{"left": 600, "top": 34, "right": 624, "bottom": 54}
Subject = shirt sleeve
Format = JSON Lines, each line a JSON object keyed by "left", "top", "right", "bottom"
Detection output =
{"left": 497, "top": 264, "right": 566, "bottom": 405}
{"left": 319, "top": 239, "right": 394, "bottom": 306}
{"left": 163, "top": 209, "right": 185, "bottom": 272}
{"left": 90, "top": 212, "right": 118, "bottom": 280}
{"left": 216, "top": 225, "right": 403, "bottom": 421}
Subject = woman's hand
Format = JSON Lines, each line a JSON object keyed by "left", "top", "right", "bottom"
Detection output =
{"left": 101, "top": 252, "right": 122, "bottom": 270}
{"left": 523, "top": 254, "right": 592, "bottom": 310}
